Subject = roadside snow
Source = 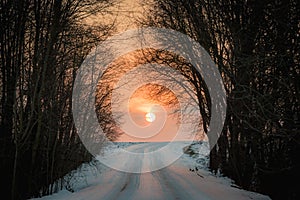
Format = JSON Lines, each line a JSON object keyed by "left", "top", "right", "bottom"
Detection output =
{"left": 29, "top": 142, "right": 270, "bottom": 200}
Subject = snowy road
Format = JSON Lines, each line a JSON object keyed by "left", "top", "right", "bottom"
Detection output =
{"left": 33, "top": 143, "right": 270, "bottom": 200}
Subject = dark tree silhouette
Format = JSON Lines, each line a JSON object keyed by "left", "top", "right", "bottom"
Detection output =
{"left": 0, "top": 0, "right": 115, "bottom": 199}
{"left": 141, "top": 0, "right": 299, "bottom": 199}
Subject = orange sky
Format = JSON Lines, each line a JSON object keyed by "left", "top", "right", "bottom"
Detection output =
{"left": 90, "top": 1, "right": 205, "bottom": 142}
{"left": 116, "top": 84, "right": 182, "bottom": 142}
{"left": 83, "top": 0, "right": 146, "bottom": 33}
{"left": 95, "top": 50, "right": 205, "bottom": 142}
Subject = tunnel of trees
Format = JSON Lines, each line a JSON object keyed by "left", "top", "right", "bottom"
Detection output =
{"left": 0, "top": 0, "right": 299, "bottom": 199}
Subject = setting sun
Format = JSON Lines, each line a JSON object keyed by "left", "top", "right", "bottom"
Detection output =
{"left": 145, "top": 112, "right": 156, "bottom": 122}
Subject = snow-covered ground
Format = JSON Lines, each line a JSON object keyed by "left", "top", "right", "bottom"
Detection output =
{"left": 30, "top": 142, "right": 271, "bottom": 200}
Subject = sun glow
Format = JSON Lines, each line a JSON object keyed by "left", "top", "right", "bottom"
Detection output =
{"left": 145, "top": 112, "right": 156, "bottom": 122}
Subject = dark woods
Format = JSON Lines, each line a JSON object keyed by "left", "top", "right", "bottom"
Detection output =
{"left": 1, "top": 0, "right": 299, "bottom": 200}
{"left": 0, "top": 0, "right": 114, "bottom": 199}
{"left": 143, "top": 0, "right": 299, "bottom": 199}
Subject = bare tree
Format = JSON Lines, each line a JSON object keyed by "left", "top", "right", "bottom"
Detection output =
{"left": 139, "top": 0, "right": 299, "bottom": 199}
{"left": 0, "top": 0, "right": 116, "bottom": 199}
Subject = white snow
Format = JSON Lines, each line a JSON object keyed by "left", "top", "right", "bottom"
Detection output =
{"left": 30, "top": 142, "right": 271, "bottom": 200}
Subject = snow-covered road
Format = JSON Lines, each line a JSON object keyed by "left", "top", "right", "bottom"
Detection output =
{"left": 32, "top": 142, "right": 271, "bottom": 200}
